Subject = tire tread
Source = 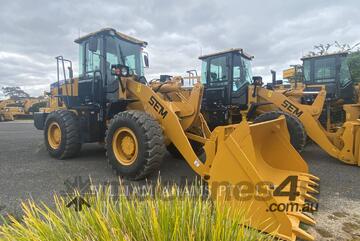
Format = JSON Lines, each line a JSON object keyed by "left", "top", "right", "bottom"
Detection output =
{"left": 105, "top": 110, "right": 165, "bottom": 180}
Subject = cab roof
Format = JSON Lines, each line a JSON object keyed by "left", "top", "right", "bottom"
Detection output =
{"left": 301, "top": 51, "right": 348, "bottom": 60}
{"left": 199, "top": 48, "right": 254, "bottom": 60}
{"left": 74, "top": 28, "right": 147, "bottom": 47}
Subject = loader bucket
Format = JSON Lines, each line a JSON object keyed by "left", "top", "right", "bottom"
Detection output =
{"left": 207, "top": 116, "right": 319, "bottom": 241}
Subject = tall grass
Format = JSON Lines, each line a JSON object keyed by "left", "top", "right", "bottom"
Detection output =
{"left": 0, "top": 181, "right": 271, "bottom": 241}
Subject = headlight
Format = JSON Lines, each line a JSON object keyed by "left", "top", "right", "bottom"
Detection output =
{"left": 111, "top": 64, "right": 130, "bottom": 77}
{"left": 121, "top": 67, "right": 129, "bottom": 76}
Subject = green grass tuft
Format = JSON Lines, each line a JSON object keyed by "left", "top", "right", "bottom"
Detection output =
{"left": 0, "top": 181, "right": 272, "bottom": 241}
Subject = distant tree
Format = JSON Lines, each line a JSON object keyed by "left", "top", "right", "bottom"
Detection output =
{"left": 335, "top": 41, "right": 360, "bottom": 52}
{"left": 347, "top": 51, "right": 360, "bottom": 82}
{"left": 314, "top": 43, "right": 333, "bottom": 55}
{"left": 1, "top": 87, "right": 30, "bottom": 99}
{"left": 306, "top": 41, "right": 360, "bottom": 57}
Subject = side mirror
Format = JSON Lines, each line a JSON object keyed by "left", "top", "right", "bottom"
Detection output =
{"left": 89, "top": 37, "right": 98, "bottom": 52}
{"left": 143, "top": 52, "right": 149, "bottom": 68}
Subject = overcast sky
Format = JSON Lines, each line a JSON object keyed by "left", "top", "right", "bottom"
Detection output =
{"left": 0, "top": 0, "right": 359, "bottom": 98}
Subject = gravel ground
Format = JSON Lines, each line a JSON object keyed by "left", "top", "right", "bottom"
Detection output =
{"left": 0, "top": 120, "right": 359, "bottom": 240}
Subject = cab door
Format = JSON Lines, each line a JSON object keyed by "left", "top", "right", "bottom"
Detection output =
{"left": 202, "top": 53, "right": 231, "bottom": 128}
{"left": 230, "top": 53, "right": 251, "bottom": 110}
{"left": 338, "top": 55, "right": 354, "bottom": 103}
{"left": 203, "top": 54, "right": 231, "bottom": 106}
{"left": 78, "top": 38, "right": 103, "bottom": 104}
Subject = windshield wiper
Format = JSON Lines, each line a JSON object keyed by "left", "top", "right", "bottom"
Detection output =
{"left": 118, "top": 44, "right": 126, "bottom": 65}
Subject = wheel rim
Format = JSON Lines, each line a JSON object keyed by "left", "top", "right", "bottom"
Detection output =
{"left": 112, "top": 127, "right": 138, "bottom": 166}
{"left": 48, "top": 122, "right": 61, "bottom": 149}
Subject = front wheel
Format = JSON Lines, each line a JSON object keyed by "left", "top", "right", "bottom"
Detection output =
{"left": 105, "top": 110, "right": 165, "bottom": 180}
{"left": 44, "top": 110, "right": 82, "bottom": 159}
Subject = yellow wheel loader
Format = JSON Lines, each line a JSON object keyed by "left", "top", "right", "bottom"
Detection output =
{"left": 34, "top": 29, "right": 319, "bottom": 240}
{"left": 0, "top": 98, "right": 46, "bottom": 121}
{"left": 0, "top": 99, "right": 15, "bottom": 121}
{"left": 0, "top": 102, "right": 27, "bottom": 121}
{"left": 198, "top": 49, "right": 360, "bottom": 166}
{"left": 0, "top": 99, "right": 15, "bottom": 109}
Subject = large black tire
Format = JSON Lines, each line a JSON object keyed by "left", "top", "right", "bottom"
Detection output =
{"left": 105, "top": 110, "right": 165, "bottom": 180}
{"left": 44, "top": 110, "right": 82, "bottom": 159}
{"left": 253, "top": 111, "right": 306, "bottom": 152}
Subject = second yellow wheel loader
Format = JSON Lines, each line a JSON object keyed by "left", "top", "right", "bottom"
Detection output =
{"left": 198, "top": 48, "right": 360, "bottom": 166}
{"left": 34, "top": 28, "right": 319, "bottom": 240}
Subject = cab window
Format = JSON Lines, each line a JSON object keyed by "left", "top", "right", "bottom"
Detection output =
{"left": 208, "top": 56, "right": 228, "bottom": 86}
{"left": 339, "top": 56, "right": 351, "bottom": 87}
{"left": 105, "top": 36, "right": 143, "bottom": 76}
{"left": 314, "top": 57, "right": 336, "bottom": 83}
{"left": 125, "top": 55, "right": 136, "bottom": 72}
{"left": 232, "top": 54, "right": 252, "bottom": 91}
{"left": 232, "top": 55, "right": 241, "bottom": 91}
{"left": 201, "top": 61, "right": 207, "bottom": 84}
{"left": 85, "top": 40, "right": 101, "bottom": 74}
{"left": 242, "top": 57, "right": 253, "bottom": 84}
{"left": 105, "top": 37, "right": 120, "bottom": 84}
{"left": 79, "top": 44, "right": 84, "bottom": 77}
{"left": 303, "top": 60, "right": 311, "bottom": 82}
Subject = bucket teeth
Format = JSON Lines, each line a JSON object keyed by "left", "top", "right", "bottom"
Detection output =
{"left": 306, "top": 185, "right": 319, "bottom": 194}
{"left": 304, "top": 193, "right": 318, "bottom": 203}
{"left": 297, "top": 194, "right": 317, "bottom": 206}
{"left": 297, "top": 187, "right": 319, "bottom": 203}
{"left": 288, "top": 212, "right": 316, "bottom": 225}
{"left": 298, "top": 175, "right": 320, "bottom": 187}
{"left": 293, "top": 226, "right": 315, "bottom": 241}
{"left": 298, "top": 182, "right": 320, "bottom": 195}
{"left": 302, "top": 173, "right": 320, "bottom": 182}
{"left": 308, "top": 180, "right": 319, "bottom": 187}
{"left": 296, "top": 177, "right": 320, "bottom": 204}
{"left": 304, "top": 203, "right": 318, "bottom": 212}
{"left": 207, "top": 118, "right": 320, "bottom": 241}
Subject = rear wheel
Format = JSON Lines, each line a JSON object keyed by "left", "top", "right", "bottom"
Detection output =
{"left": 253, "top": 111, "right": 307, "bottom": 152}
{"left": 105, "top": 110, "right": 165, "bottom": 180}
{"left": 44, "top": 110, "right": 82, "bottom": 159}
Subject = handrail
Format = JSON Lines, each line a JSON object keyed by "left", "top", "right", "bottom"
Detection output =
{"left": 55, "top": 56, "right": 73, "bottom": 108}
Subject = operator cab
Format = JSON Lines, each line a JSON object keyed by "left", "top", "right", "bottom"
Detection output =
{"left": 302, "top": 52, "right": 353, "bottom": 102}
{"left": 199, "top": 48, "right": 253, "bottom": 127}
{"left": 74, "top": 28, "right": 148, "bottom": 105}
{"left": 50, "top": 29, "right": 149, "bottom": 142}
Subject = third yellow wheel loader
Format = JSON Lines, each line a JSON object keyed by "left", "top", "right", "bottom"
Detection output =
{"left": 0, "top": 99, "right": 16, "bottom": 121}
{"left": 0, "top": 98, "right": 46, "bottom": 121}
{"left": 34, "top": 28, "right": 319, "bottom": 240}
{"left": 198, "top": 48, "right": 360, "bottom": 166}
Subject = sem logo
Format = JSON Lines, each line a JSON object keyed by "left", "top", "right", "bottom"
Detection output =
{"left": 148, "top": 95, "right": 168, "bottom": 119}
{"left": 281, "top": 100, "right": 303, "bottom": 117}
